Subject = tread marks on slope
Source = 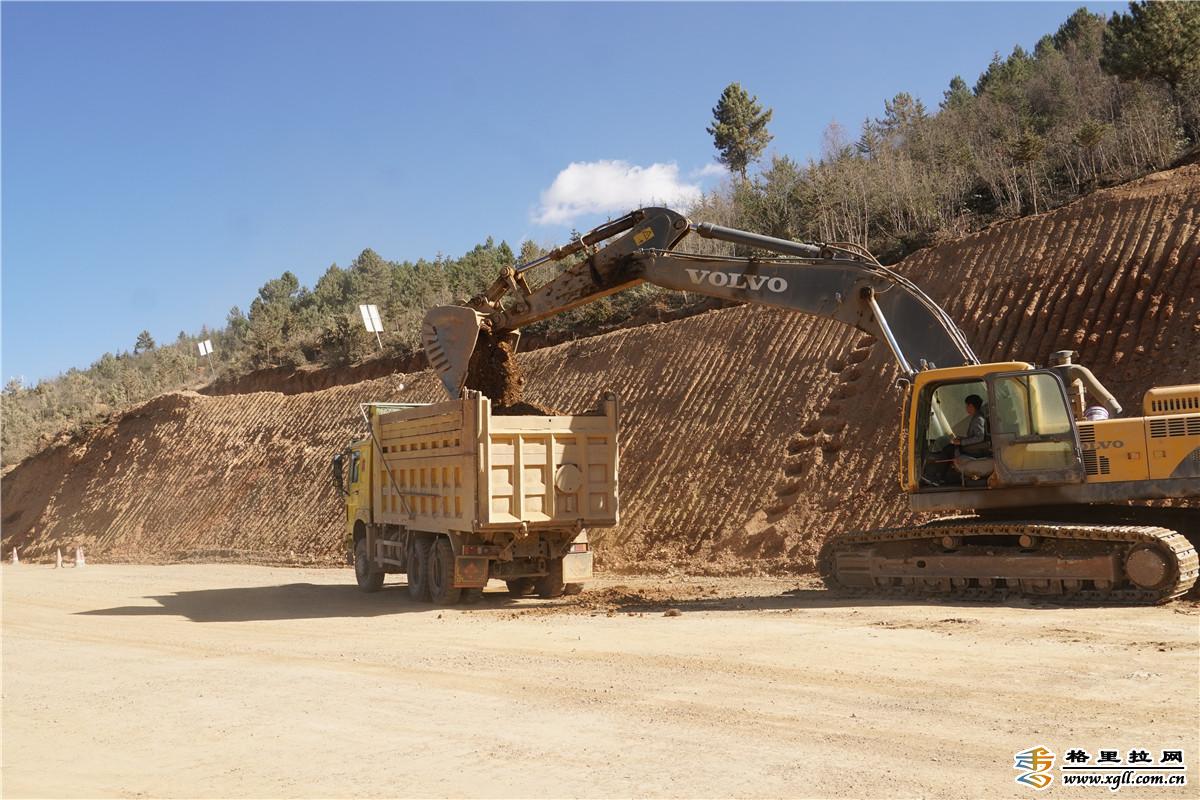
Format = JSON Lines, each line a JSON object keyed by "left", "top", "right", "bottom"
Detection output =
{"left": 1085, "top": 196, "right": 1143, "bottom": 362}
{"left": 1138, "top": 201, "right": 1199, "bottom": 362}
{"left": 1096, "top": 195, "right": 1162, "bottom": 371}
{"left": 1117, "top": 198, "right": 1175, "bottom": 369}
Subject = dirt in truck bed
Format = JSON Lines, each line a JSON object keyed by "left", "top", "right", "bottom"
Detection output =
{"left": 465, "top": 330, "right": 561, "bottom": 415}
{"left": 2, "top": 165, "right": 1198, "bottom": 571}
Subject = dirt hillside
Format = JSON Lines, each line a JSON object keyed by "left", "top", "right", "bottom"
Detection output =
{"left": 3, "top": 166, "right": 1198, "bottom": 572}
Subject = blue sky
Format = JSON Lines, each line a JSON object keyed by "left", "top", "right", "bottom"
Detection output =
{"left": 1, "top": 1, "right": 1125, "bottom": 384}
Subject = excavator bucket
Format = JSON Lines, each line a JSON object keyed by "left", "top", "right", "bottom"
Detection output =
{"left": 422, "top": 305, "right": 487, "bottom": 398}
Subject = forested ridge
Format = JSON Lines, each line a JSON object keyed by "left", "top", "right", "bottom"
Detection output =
{"left": 3, "top": 2, "right": 1197, "bottom": 467}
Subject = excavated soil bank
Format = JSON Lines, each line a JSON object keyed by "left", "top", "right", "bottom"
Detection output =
{"left": 3, "top": 165, "right": 1198, "bottom": 573}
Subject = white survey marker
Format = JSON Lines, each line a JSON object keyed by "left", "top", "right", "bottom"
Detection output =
{"left": 197, "top": 339, "right": 214, "bottom": 356}
{"left": 359, "top": 304, "right": 384, "bottom": 333}
{"left": 359, "top": 304, "right": 384, "bottom": 349}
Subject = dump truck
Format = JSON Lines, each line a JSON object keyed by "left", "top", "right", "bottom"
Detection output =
{"left": 332, "top": 390, "right": 620, "bottom": 603}
{"left": 421, "top": 206, "right": 1199, "bottom": 604}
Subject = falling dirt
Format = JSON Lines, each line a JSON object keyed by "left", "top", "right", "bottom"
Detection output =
{"left": 465, "top": 331, "right": 525, "bottom": 406}
{"left": 465, "top": 330, "right": 561, "bottom": 415}
{"left": 3, "top": 165, "right": 1198, "bottom": 573}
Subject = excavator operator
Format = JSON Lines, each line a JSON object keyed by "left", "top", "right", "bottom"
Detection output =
{"left": 925, "top": 394, "right": 989, "bottom": 486}
{"left": 953, "top": 394, "right": 989, "bottom": 455}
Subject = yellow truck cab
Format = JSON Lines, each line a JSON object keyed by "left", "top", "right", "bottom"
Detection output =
{"left": 333, "top": 438, "right": 372, "bottom": 534}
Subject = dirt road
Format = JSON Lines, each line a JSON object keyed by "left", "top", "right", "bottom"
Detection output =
{"left": 3, "top": 564, "right": 1197, "bottom": 799}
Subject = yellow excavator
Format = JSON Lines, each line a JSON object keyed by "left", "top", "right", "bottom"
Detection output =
{"left": 421, "top": 207, "right": 1199, "bottom": 603}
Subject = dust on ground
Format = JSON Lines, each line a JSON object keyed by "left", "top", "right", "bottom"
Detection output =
{"left": 4, "top": 563, "right": 1197, "bottom": 799}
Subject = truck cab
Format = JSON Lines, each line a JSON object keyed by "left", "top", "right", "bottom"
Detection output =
{"left": 332, "top": 439, "right": 372, "bottom": 540}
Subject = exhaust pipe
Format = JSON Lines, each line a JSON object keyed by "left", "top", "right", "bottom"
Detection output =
{"left": 1050, "top": 350, "right": 1123, "bottom": 417}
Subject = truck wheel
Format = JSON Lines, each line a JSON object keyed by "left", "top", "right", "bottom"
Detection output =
{"left": 354, "top": 537, "right": 384, "bottom": 593}
{"left": 535, "top": 558, "right": 565, "bottom": 599}
{"left": 406, "top": 538, "right": 430, "bottom": 602}
{"left": 427, "top": 538, "right": 462, "bottom": 606}
{"left": 563, "top": 583, "right": 584, "bottom": 596}
{"left": 505, "top": 577, "right": 534, "bottom": 597}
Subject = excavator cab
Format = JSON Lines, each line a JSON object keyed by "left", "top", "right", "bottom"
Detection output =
{"left": 911, "top": 364, "right": 1086, "bottom": 492}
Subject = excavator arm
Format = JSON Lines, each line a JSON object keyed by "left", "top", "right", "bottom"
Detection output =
{"left": 422, "top": 207, "right": 978, "bottom": 398}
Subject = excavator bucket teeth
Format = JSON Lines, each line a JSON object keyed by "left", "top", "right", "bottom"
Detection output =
{"left": 422, "top": 306, "right": 486, "bottom": 398}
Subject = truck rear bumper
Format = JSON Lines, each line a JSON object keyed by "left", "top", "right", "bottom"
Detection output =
{"left": 455, "top": 551, "right": 593, "bottom": 587}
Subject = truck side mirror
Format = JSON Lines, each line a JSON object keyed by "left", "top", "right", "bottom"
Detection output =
{"left": 332, "top": 453, "right": 347, "bottom": 496}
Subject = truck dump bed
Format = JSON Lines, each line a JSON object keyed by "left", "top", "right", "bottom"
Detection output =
{"left": 369, "top": 391, "right": 619, "bottom": 534}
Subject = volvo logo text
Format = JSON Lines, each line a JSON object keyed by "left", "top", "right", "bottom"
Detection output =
{"left": 1081, "top": 440, "right": 1125, "bottom": 450}
{"left": 684, "top": 269, "right": 787, "bottom": 293}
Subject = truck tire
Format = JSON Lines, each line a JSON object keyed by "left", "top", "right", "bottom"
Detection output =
{"left": 354, "top": 537, "right": 384, "bottom": 593}
{"left": 427, "top": 537, "right": 462, "bottom": 606}
{"left": 505, "top": 577, "right": 534, "bottom": 597}
{"left": 406, "top": 538, "right": 430, "bottom": 602}
{"left": 535, "top": 558, "right": 565, "bottom": 599}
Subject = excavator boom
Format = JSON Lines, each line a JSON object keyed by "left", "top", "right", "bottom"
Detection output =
{"left": 422, "top": 207, "right": 977, "bottom": 398}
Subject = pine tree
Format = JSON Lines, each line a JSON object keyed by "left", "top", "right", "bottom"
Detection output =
{"left": 134, "top": 330, "right": 156, "bottom": 354}
{"left": 1102, "top": 1, "right": 1200, "bottom": 92}
{"left": 940, "top": 76, "right": 973, "bottom": 111}
{"left": 1102, "top": 1, "right": 1200, "bottom": 137}
{"left": 706, "top": 83, "right": 774, "bottom": 180}
{"left": 1052, "top": 8, "right": 1106, "bottom": 57}
{"left": 879, "top": 92, "right": 928, "bottom": 136}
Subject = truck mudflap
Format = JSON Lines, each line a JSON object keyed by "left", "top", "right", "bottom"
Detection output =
{"left": 563, "top": 551, "right": 594, "bottom": 583}
{"left": 453, "top": 556, "right": 490, "bottom": 588}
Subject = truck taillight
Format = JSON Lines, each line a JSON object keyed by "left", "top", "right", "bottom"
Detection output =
{"left": 569, "top": 542, "right": 589, "bottom": 554}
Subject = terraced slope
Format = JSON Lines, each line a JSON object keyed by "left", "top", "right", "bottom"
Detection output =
{"left": 3, "top": 166, "right": 1197, "bottom": 572}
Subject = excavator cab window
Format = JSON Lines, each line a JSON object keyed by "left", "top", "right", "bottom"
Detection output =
{"left": 985, "top": 370, "right": 1085, "bottom": 486}
{"left": 925, "top": 381, "right": 988, "bottom": 451}
{"left": 917, "top": 380, "right": 989, "bottom": 489}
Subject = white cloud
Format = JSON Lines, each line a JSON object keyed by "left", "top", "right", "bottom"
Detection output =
{"left": 533, "top": 160, "right": 702, "bottom": 225}
{"left": 691, "top": 163, "right": 729, "bottom": 178}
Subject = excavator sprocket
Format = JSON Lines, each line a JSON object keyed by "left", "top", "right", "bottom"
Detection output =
{"left": 818, "top": 518, "right": 1199, "bottom": 605}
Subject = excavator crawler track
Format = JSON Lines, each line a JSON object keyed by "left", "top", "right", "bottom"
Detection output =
{"left": 818, "top": 518, "right": 1198, "bottom": 605}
